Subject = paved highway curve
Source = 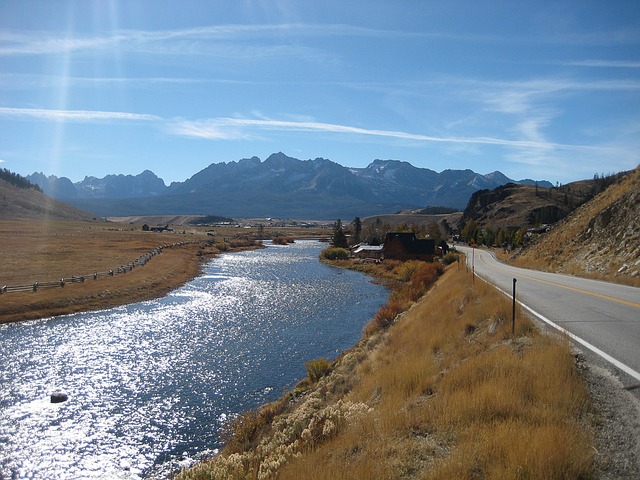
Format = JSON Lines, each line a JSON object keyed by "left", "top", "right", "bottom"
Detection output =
{"left": 456, "top": 245, "right": 640, "bottom": 383}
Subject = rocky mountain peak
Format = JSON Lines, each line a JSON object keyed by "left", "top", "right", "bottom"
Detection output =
{"left": 27, "top": 152, "right": 551, "bottom": 218}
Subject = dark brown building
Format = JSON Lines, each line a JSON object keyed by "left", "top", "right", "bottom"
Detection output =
{"left": 383, "top": 232, "right": 436, "bottom": 261}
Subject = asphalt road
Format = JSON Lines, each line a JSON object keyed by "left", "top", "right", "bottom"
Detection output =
{"left": 456, "top": 245, "right": 640, "bottom": 383}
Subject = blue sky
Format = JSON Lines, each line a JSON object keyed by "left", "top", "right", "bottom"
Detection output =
{"left": 1, "top": 1, "right": 639, "bottom": 185}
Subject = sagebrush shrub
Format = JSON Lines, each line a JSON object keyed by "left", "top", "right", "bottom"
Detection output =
{"left": 321, "top": 247, "right": 349, "bottom": 260}
{"left": 443, "top": 252, "right": 460, "bottom": 265}
{"left": 305, "top": 357, "right": 331, "bottom": 383}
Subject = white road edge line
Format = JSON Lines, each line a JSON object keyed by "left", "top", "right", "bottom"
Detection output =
{"left": 489, "top": 278, "right": 640, "bottom": 383}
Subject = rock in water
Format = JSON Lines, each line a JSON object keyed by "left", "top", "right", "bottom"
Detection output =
{"left": 50, "top": 391, "right": 68, "bottom": 403}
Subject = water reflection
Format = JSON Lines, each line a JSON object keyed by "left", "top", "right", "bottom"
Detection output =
{"left": 0, "top": 240, "right": 388, "bottom": 478}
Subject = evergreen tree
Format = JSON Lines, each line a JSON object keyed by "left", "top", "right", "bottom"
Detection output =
{"left": 332, "top": 219, "right": 348, "bottom": 248}
{"left": 460, "top": 220, "right": 479, "bottom": 244}
{"left": 352, "top": 217, "right": 362, "bottom": 245}
{"left": 426, "top": 222, "right": 442, "bottom": 244}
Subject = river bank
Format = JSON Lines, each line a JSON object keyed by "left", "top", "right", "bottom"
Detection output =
{"left": 0, "top": 219, "right": 264, "bottom": 324}
{"left": 0, "top": 239, "right": 390, "bottom": 479}
{"left": 179, "top": 256, "right": 640, "bottom": 479}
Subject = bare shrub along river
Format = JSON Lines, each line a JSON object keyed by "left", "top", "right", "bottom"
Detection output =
{"left": 0, "top": 240, "right": 389, "bottom": 479}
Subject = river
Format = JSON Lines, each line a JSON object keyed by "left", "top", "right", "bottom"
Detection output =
{"left": 0, "top": 240, "right": 389, "bottom": 479}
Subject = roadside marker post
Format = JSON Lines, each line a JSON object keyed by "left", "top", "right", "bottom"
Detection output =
{"left": 512, "top": 278, "right": 517, "bottom": 336}
{"left": 472, "top": 246, "right": 475, "bottom": 284}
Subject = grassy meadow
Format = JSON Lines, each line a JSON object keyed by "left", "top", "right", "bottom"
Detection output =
{"left": 180, "top": 259, "right": 594, "bottom": 479}
{"left": 0, "top": 219, "right": 273, "bottom": 323}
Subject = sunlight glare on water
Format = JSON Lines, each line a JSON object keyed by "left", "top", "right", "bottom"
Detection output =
{"left": 0, "top": 240, "right": 388, "bottom": 479}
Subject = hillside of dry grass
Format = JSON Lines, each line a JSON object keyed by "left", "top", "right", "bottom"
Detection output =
{"left": 459, "top": 179, "right": 597, "bottom": 231}
{"left": 179, "top": 264, "right": 596, "bottom": 480}
{"left": 510, "top": 167, "right": 640, "bottom": 285}
{"left": 0, "top": 178, "right": 97, "bottom": 221}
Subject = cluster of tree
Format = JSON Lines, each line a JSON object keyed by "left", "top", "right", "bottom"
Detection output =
{"left": 0, "top": 168, "right": 42, "bottom": 192}
{"left": 331, "top": 217, "right": 452, "bottom": 248}
{"left": 390, "top": 220, "right": 451, "bottom": 245}
{"left": 415, "top": 206, "right": 458, "bottom": 215}
{"left": 188, "top": 215, "right": 234, "bottom": 225}
{"left": 331, "top": 219, "right": 349, "bottom": 248}
{"left": 331, "top": 217, "right": 396, "bottom": 248}
{"left": 460, "top": 220, "right": 528, "bottom": 249}
{"left": 592, "top": 171, "right": 626, "bottom": 195}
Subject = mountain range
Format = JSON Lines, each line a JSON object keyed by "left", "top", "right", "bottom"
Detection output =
{"left": 27, "top": 152, "right": 551, "bottom": 219}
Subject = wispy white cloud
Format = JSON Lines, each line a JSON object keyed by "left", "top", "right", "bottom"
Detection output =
{"left": 0, "top": 105, "right": 623, "bottom": 163}
{"left": 0, "top": 30, "right": 121, "bottom": 55}
{"left": 480, "top": 77, "right": 640, "bottom": 114}
{"left": 0, "top": 23, "right": 551, "bottom": 59}
{"left": 563, "top": 59, "right": 640, "bottom": 68}
{"left": 169, "top": 120, "right": 255, "bottom": 140}
{"left": 168, "top": 116, "right": 609, "bottom": 153}
{"left": 0, "top": 25, "right": 308, "bottom": 56}
{"left": 544, "top": 29, "right": 640, "bottom": 47}
{"left": 0, "top": 73, "right": 241, "bottom": 89}
{"left": 0, "top": 23, "right": 367, "bottom": 58}
{"left": 0, "top": 107, "right": 160, "bottom": 122}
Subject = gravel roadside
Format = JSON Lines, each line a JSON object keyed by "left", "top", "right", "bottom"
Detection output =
{"left": 577, "top": 351, "right": 640, "bottom": 479}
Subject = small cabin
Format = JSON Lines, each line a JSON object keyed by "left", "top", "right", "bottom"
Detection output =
{"left": 383, "top": 232, "right": 436, "bottom": 261}
{"left": 351, "top": 243, "right": 384, "bottom": 260}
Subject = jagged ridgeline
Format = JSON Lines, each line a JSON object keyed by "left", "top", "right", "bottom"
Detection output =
{"left": 27, "top": 153, "right": 552, "bottom": 219}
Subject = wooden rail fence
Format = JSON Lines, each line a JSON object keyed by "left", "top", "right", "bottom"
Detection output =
{"left": 0, "top": 241, "right": 199, "bottom": 295}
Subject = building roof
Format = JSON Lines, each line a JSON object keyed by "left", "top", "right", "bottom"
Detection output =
{"left": 353, "top": 244, "right": 384, "bottom": 254}
{"left": 384, "top": 232, "right": 435, "bottom": 254}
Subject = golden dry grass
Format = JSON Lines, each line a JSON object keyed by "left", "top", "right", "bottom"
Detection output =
{"left": 179, "top": 264, "right": 594, "bottom": 480}
{"left": 0, "top": 219, "right": 262, "bottom": 323}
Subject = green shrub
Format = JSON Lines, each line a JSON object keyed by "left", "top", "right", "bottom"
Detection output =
{"left": 321, "top": 247, "right": 349, "bottom": 260}
{"left": 305, "top": 357, "right": 332, "bottom": 383}
{"left": 443, "top": 252, "right": 460, "bottom": 265}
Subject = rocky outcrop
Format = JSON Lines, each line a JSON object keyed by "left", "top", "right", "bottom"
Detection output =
{"left": 512, "top": 168, "right": 640, "bottom": 283}
{"left": 459, "top": 182, "right": 592, "bottom": 231}
{"left": 576, "top": 185, "right": 640, "bottom": 278}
